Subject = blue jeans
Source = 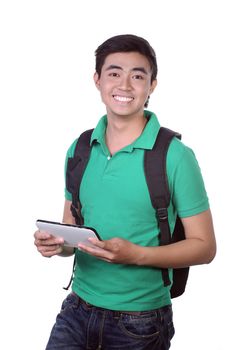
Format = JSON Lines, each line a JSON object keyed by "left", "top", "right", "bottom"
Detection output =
{"left": 46, "top": 292, "right": 175, "bottom": 350}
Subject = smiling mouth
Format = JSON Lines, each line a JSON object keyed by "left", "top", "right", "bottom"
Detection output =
{"left": 113, "top": 95, "right": 134, "bottom": 102}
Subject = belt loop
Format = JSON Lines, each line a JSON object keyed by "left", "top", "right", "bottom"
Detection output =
{"left": 71, "top": 292, "right": 81, "bottom": 307}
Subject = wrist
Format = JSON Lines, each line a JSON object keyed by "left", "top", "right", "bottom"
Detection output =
{"left": 58, "top": 246, "right": 75, "bottom": 257}
{"left": 134, "top": 245, "right": 147, "bottom": 266}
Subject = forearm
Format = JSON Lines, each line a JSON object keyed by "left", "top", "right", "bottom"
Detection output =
{"left": 136, "top": 238, "right": 216, "bottom": 268}
{"left": 77, "top": 210, "right": 216, "bottom": 266}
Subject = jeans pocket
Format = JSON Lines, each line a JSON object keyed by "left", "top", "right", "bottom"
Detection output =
{"left": 167, "top": 320, "right": 175, "bottom": 341}
{"left": 118, "top": 313, "right": 161, "bottom": 339}
{"left": 160, "top": 305, "right": 175, "bottom": 344}
{"left": 60, "top": 292, "right": 80, "bottom": 313}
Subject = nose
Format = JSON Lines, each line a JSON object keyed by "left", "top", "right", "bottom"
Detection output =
{"left": 118, "top": 74, "right": 132, "bottom": 90}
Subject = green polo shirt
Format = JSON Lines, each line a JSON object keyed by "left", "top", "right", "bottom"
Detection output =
{"left": 64, "top": 110, "right": 209, "bottom": 311}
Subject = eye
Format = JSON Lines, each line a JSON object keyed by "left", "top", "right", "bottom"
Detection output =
{"left": 133, "top": 74, "right": 144, "bottom": 80}
{"left": 109, "top": 72, "right": 120, "bottom": 77}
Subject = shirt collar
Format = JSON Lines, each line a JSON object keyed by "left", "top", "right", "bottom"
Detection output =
{"left": 91, "top": 115, "right": 107, "bottom": 145}
{"left": 132, "top": 110, "right": 160, "bottom": 150}
{"left": 90, "top": 110, "right": 160, "bottom": 151}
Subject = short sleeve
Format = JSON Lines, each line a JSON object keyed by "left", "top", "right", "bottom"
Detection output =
{"left": 167, "top": 139, "right": 209, "bottom": 218}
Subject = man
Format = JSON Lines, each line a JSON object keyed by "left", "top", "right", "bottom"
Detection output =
{"left": 34, "top": 34, "right": 216, "bottom": 350}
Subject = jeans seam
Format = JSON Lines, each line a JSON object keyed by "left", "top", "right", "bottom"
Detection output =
{"left": 98, "top": 310, "right": 106, "bottom": 348}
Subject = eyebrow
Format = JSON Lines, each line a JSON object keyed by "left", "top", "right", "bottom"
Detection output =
{"left": 105, "top": 65, "right": 148, "bottom": 74}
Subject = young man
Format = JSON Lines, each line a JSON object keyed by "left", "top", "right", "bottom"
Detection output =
{"left": 34, "top": 34, "right": 216, "bottom": 350}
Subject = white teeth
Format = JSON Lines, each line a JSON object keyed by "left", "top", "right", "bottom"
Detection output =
{"left": 113, "top": 95, "right": 133, "bottom": 102}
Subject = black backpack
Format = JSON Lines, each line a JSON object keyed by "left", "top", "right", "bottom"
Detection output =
{"left": 65, "top": 127, "right": 189, "bottom": 298}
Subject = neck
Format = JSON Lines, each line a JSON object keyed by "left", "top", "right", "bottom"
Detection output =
{"left": 105, "top": 113, "right": 147, "bottom": 155}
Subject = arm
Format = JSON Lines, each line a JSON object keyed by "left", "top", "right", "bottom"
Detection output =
{"left": 34, "top": 200, "right": 75, "bottom": 258}
{"left": 78, "top": 209, "right": 216, "bottom": 268}
{"left": 137, "top": 208, "right": 216, "bottom": 268}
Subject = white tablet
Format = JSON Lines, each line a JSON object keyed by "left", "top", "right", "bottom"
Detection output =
{"left": 36, "top": 219, "right": 101, "bottom": 247}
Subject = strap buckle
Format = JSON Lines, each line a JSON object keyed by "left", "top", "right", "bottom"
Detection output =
{"left": 157, "top": 208, "right": 168, "bottom": 222}
{"left": 71, "top": 203, "right": 79, "bottom": 218}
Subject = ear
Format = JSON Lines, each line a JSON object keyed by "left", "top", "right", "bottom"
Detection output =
{"left": 149, "top": 79, "right": 157, "bottom": 95}
{"left": 93, "top": 72, "right": 100, "bottom": 90}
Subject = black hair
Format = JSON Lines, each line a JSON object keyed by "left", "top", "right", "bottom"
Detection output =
{"left": 95, "top": 34, "right": 158, "bottom": 83}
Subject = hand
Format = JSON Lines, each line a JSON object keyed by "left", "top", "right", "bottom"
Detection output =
{"left": 78, "top": 237, "right": 142, "bottom": 265}
{"left": 34, "top": 230, "right": 64, "bottom": 257}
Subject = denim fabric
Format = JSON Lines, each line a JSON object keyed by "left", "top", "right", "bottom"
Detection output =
{"left": 46, "top": 293, "right": 175, "bottom": 350}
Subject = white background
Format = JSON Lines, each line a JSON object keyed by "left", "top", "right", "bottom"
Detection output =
{"left": 0, "top": 1, "right": 232, "bottom": 349}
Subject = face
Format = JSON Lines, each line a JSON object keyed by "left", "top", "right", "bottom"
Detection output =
{"left": 94, "top": 52, "right": 157, "bottom": 120}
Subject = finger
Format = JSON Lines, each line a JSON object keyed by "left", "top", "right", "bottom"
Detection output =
{"left": 38, "top": 245, "right": 63, "bottom": 257}
{"left": 78, "top": 243, "right": 112, "bottom": 259}
{"left": 41, "top": 248, "right": 62, "bottom": 257}
{"left": 38, "top": 244, "right": 61, "bottom": 252}
{"left": 34, "top": 230, "right": 51, "bottom": 240}
{"left": 87, "top": 238, "right": 105, "bottom": 249}
{"left": 35, "top": 236, "right": 64, "bottom": 247}
{"left": 78, "top": 246, "right": 115, "bottom": 264}
{"left": 88, "top": 238, "right": 119, "bottom": 252}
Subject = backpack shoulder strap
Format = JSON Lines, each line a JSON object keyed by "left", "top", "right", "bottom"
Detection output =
{"left": 144, "top": 127, "right": 181, "bottom": 210}
{"left": 73, "top": 128, "right": 94, "bottom": 158}
{"left": 66, "top": 128, "right": 94, "bottom": 225}
{"left": 144, "top": 127, "right": 181, "bottom": 286}
{"left": 63, "top": 128, "right": 94, "bottom": 291}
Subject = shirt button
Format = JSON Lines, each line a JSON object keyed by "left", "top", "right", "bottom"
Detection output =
{"left": 107, "top": 156, "right": 111, "bottom": 160}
